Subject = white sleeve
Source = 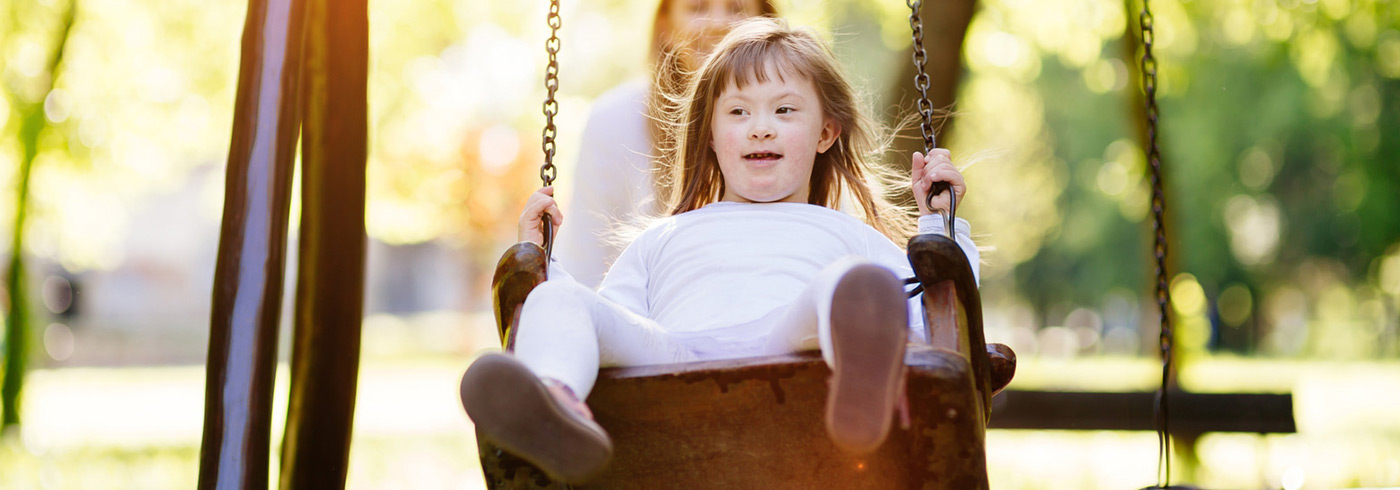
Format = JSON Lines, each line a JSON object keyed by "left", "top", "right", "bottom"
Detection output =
{"left": 916, "top": 215, "right": 981, "bottom": 287}
{"left": 595, "top": 232, "right": 651, "bottom": 317}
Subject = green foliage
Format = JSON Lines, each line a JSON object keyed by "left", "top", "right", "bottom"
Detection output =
{"left": 960, "top": 0, "right": 1400, "bottom": 358}
{"left": 1, "top": 0, "right": 76, "bottom": 430}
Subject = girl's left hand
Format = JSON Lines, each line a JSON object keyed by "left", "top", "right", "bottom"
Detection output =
{"left": 911, "top": 149, "right": 965, "bottom": 216}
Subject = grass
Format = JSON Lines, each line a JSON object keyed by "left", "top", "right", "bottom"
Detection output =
{"left": 1, "top": 355, "right": 1397, "bottom": 489}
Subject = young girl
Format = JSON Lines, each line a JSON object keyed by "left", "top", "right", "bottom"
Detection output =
{"left": 461, "top": 18, "right": 980, "bottom": 484}
{"left": 557, "top": 0, "right": 779, "bottom": 289}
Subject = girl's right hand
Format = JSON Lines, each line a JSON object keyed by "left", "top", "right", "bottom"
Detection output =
{"left": 911, "top": 149, "right": 965, "bottom": 216}
{"left": 518, "top": 186, "right": 563, "bottom": 247}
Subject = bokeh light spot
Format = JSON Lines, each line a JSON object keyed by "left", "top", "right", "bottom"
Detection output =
{"left": 44, "top": 88, "right": 71, "bottom": 124}
{"left": 44, "top": 323, "right": 74, "bottom": 361}
{"left": 42, "top": 275, "right": 73, "bottom": 315}
{"left": 1218, "top": 284, "right": 1253, "bottom": 328}
{"left": 1171, "top": 273, "right": 1206, "bottom": 317}
{"left": 1238, "top": 146, "right": 1276, "bottom": 191}
{"left": 1096, "top": 159, "right": 1128, "bottom": 197}
{"left": 1379, "top": 253, "right": 1400, "bottom": 296}
{"left": 478, "top": 124, "right": 520, "bottom": 175}
{"left": 1224, "top": 195, "right": 1282, "bottom": 266}
{"left": 1379, "top": 32, "right": 1400, "bottom": 78}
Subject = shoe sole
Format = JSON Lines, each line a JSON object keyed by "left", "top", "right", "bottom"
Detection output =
{"left": 460, "top": 353, "right": 613, "bottom": 483}
{"left": 826, "top": 264, "right": 907, "bottom": 454}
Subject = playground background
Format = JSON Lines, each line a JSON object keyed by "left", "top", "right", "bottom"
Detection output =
{"left": 1, "top": 0, "right": 1398, "bottom": 488}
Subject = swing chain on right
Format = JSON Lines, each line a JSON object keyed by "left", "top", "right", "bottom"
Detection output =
{"left": 906, "top": 0, "right": 936, "bottom": 152}
{"left": 907, "top": 0, "right": 954, "bottom": 224}
{"left": 1139, "top": 0, "right": 1174, "bottom": 487}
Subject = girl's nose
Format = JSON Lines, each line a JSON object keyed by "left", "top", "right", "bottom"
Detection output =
{"left": 749, "top": 123, "right": 774, "bottom": 140}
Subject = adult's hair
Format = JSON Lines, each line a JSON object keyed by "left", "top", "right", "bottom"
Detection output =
{"left": 648, "top": 0, "right": 780, "bottom": 67}
{"left": 647, "top": 1, "right": 779, "bottom": 200}
{"left": 658, "top": 18, "right": 916, "bottom": 242}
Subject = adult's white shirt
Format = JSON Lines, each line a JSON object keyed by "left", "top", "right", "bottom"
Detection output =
{"left": 555, "top": 79, "right": 656, "bottom": 289}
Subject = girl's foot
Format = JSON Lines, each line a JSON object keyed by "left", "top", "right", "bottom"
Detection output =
{"left": 825, "top": 264, "right": 907, "bottom": 454}
{"left": 459, "top": 353, "right": 613, "bottom": 483}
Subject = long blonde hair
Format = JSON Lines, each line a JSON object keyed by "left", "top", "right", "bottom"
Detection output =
{"left": 656, "top": 18, "right": 917, "bottom": 242}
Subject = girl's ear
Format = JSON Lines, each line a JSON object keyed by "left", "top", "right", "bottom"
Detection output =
{"left": 816, "top": 117, "right": 841, "bottom": 154}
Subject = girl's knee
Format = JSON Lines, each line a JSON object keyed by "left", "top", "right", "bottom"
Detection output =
{"left": 826, "top": 255, "right": 880, "bottom": 274}
{"left": 524, "top": 280, "right": 592, "bottom": 309}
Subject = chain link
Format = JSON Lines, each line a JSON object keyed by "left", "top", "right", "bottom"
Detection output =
{"left": 908, "top": 0, "right": 947, "bottom": 214}
{"left": 538, "top": 0, "right": 562, "bottom": 260}
{"left": 907, "top": 0, "right": 936, "bottom": 153}
{"left": 540, "top": 0, "right": 561, "bottom": 187}
{"left": 1138, "top": 0, "right": 1173, "bottom": 486}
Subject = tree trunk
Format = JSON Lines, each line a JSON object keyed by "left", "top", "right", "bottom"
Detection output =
{"left": 883, "top": 0, "right": 978, "bottom": 172}
{"left": 2, "top": 0, "right": 77, "bottom": 431}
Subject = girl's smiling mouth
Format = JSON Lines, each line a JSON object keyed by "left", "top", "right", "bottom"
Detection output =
{"left": 743, "top": 152, "right": 784, "bottom": 162}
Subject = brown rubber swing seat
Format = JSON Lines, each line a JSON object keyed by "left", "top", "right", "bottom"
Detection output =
{"left": 476, "top": 234, "right": 1015, "bottom": 489}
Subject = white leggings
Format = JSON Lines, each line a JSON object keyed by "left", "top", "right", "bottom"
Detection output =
{"left": 513, "top": 257, "right": 903, "bottom": 398}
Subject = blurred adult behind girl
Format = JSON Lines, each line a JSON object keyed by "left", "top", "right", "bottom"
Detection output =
{"left": 555, "top": 0, "right": 778, "bottom": 289}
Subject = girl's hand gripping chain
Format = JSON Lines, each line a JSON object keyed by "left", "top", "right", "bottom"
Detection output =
{"left": 910, "top": 148, "right": 965, "bottom": 217}
{"left": 518, "top": 186, "right": 564, "bottom": 247}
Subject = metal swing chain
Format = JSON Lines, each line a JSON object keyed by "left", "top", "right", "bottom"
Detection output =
{"left": 539, "top": 0, "right": 562, "bottom": 259}
{"left": 907, "top": 0, "right": 937, "bottom": 153}
{"left": 902, "top": 0, "right": 956, "bottom": 300}
{"left": 1139, "top": 0, "right": 1174, "bottom": 487}
{"left": 906, "top": 0, "right": 954, "bottom": 227}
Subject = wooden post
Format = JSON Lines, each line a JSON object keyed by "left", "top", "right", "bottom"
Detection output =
{"left": 278, "top": 0, "right": 369, "bottom": 486}
{"left": 198, "top": 0, "right": 307, "bottom": 487}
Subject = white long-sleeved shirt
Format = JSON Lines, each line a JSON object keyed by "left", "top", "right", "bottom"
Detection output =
{"left": 557, "top": 201, "right": 979, "bottom": 341}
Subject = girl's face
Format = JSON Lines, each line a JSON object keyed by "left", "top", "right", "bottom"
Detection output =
{"left": 666, "top": 0, "right": 766, "bottom": 61}
{"left": 709, "top": 69, "right": 839, "bottom": 204}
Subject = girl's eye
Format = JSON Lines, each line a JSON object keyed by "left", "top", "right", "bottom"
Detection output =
{"left": 729, "top": 108, "right": 746, "bottom": 116}
{"left": 776, "top": 106, "right": 794, "bottom": 114}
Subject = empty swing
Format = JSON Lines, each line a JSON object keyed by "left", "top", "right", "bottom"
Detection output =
{"left": 467, "top": 2, "right": 1015, "bottom": 489}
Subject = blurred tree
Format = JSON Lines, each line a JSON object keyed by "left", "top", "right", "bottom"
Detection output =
{"left": 0, "top": 0, "right": 1392, "bottom": 374}
{"left": 957, "top": 0, "right": 1400, "bottom": 358}
{"left": 1, "top": 0, "right": 75, "bottom": 430}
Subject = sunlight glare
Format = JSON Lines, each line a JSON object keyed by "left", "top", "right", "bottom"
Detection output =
{"left": 1282, "top": 467, "right": 1305, "bottom": 490}
{"left": 985, "top": 31, "right": 1026, "bottom": 69}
